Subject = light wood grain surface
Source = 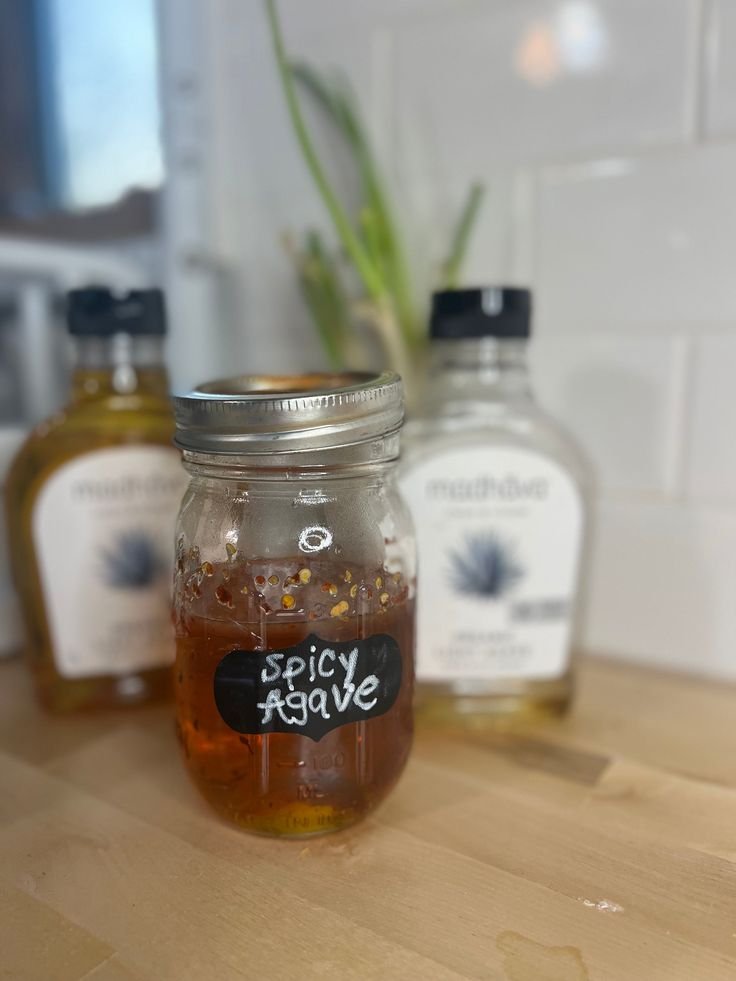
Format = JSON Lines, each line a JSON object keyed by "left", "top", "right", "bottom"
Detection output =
{"left": 1, "top": 655, "right": 736, "bottom": 981}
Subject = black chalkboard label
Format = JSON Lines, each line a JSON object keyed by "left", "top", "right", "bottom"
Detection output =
{"left": 213, "top": 633, "right": 403, "bottom": 742}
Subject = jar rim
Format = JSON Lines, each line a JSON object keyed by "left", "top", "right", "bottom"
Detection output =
{"left": 173, "top": 371, "right": 404, "bottom": 456}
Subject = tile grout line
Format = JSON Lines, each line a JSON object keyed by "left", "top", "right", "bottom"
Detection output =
{"left": 664, "top": 334, "right": 696, "bottom": 501}
{"left": 691, "top": 0, "right": 714, "bottom": 143}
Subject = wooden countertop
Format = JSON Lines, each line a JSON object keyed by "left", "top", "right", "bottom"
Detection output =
{"left": 2, "top": 656, "right": 736, "bottom": 980}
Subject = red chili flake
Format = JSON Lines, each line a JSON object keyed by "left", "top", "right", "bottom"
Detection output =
{"left": 215, "top": 585, "right": 234, "bottom": 608}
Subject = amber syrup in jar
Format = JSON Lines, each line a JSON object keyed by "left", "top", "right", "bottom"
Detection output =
{"left": 172, "top": 373, "right": 415, "bottom": 836}
{"left": 175, "top": 553, "right": 413, "bottom": 835}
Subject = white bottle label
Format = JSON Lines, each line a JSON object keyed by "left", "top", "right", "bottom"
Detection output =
{"left": 400, "top": 446, "right": 583, "bottom": 682}
{"left": 32, "top": 445, "right": 188, "bottom": 679}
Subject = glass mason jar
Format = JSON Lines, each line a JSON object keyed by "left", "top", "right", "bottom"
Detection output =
{"left": 172, "top": 373, "right": 415, "bottom": 837}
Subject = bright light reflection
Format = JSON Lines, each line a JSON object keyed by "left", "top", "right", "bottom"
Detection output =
{"left": 515, "top": 1, "right": 609, "bottom": 87}
{"left": 514, "top": 21, "right": 560, "bottom": 87}
{"left": 556, "top": 1, "right": 609, "bottom": 73}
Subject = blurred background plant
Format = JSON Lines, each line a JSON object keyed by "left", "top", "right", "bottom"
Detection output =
{"left": 266, "top": 0, "right": 485, "bottom": 396}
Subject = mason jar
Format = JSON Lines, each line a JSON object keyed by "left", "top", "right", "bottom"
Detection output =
{"left": 172, "top": 373, "right": 415, "bottom": 837}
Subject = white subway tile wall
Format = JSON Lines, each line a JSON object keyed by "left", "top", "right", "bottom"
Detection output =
{"left": 391, "top": 0, "right": 697, "bottom": 175}
{"left": 535, "top": 146, "right": 736, "bottom": 334}
{"left": 530, "top": 337, "right": 689, "bottom": 495}
{"left": 585, "top": 500, "right": 736, "bottom": 678}
{"left": 198, "top": 0, "right": 736, "bottom": 676}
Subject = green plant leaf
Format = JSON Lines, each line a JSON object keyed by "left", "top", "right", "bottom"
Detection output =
{"left": 288, "top": 230, "right": 348, "bottom": 368}
{"left": 265, "top": 0, "right": 385, "bottom": 303}
{"left": 442, "top": 182, "right": 486, "bottom": 288}
{"left": 291, "top": 61, "right": 422, "bottom": 348}
{"left": 266, "top": 0, "right": 486, "bottom": 373}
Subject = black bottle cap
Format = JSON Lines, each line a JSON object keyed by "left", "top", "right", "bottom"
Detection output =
{"left": 66, "top": 287, "right": 167, "bottom": 336}
{"left": 430, "top": 287, "right": 531, "bottom": 340}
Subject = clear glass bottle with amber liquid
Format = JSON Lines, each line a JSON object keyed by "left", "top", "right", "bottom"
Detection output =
{"left": 400, "top": 288, "right": 590, "bottom": 721}
{"left": 5, "top": 288, "right": 187, "bottom": 711}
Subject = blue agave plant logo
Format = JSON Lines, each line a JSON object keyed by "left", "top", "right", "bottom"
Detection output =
{"left": 447, "top": 532, "right": 524, "bottom": 598}
{"left": 101, "top": 530, "right": 163, "bottom": 589}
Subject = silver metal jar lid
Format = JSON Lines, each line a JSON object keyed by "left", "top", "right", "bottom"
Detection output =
{"left": 173, "top": 371, "right": 404, "bottom": 456}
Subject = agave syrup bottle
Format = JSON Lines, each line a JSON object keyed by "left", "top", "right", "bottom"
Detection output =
{"left": 400, "top": 288, "right": 590, "bottom": 721}
{"left": 5, "top": 287, "right": 187, "bottom": 711}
